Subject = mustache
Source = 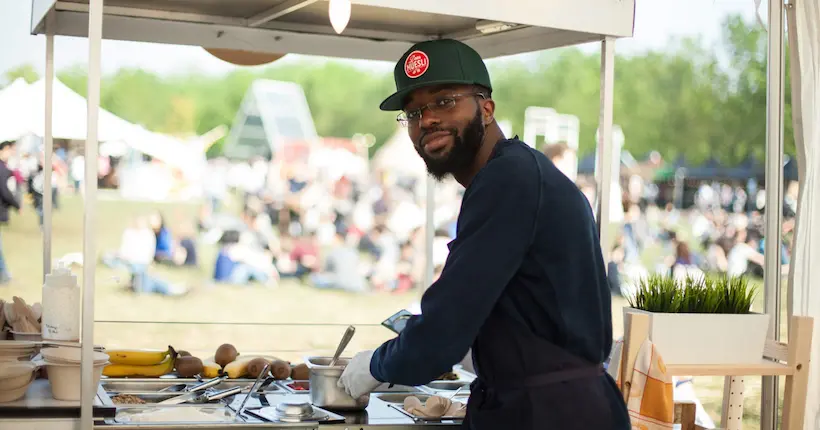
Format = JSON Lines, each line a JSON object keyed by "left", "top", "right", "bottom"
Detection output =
{"left": 417, "top": 127, "right": 456, "bottom": 146}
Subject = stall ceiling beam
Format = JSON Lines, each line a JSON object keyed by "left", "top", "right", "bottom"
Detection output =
{"left": 49, "top": 10, "right": 603, "bottom": 61}
{"left": 56, "top": 1, "right": 428, "bottom": 42}
{"left": 32, "top": 0, "right": 635, "bottom": 58}
{"left": 256, "top": 21, "right": 430, "bottom": 43}
{"left": 248, "top": 0, "right": 319, "bottom": 28}
{"left": 52, "top": 10, "right": 411, "bottom": 60}
{"left": 56, "top": 2, "right": 246, "bottom": 26}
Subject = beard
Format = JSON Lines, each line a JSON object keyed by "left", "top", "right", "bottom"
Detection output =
{"left": 414, "top": 107, "right": 485, "bottom": 181}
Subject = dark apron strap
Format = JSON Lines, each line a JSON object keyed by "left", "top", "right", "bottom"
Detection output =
{"left": 475, "top": 364, "right": 604, "bottom": 392}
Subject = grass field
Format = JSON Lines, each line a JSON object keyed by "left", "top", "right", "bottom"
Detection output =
{"left": 0, "top": 194, "right": 788, "bottom": 428}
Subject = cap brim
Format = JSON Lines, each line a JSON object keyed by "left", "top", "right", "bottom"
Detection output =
{"left": 379, "top": 79, "right": 477, "bottom": 111}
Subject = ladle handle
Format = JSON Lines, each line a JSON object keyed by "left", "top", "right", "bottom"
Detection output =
{"left": 329, "top": 325, "right": 356, "bottom": 367}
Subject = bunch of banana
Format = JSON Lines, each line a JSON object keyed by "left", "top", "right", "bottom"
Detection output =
{"left": 103, "top": 346, "right": 178, "bottom": 378}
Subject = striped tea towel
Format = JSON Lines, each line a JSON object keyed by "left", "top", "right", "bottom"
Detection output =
{"left": 608, "top": 339, "right": 675, "bottom": 430}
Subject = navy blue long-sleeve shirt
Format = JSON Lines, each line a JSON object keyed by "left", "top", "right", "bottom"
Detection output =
{"left": 370, "top": 138, "right": 612, "bottom": 386}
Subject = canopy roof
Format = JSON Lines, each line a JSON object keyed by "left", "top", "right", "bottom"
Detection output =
{"left": 31, "top": 0, "right": 636, "bottom": 61}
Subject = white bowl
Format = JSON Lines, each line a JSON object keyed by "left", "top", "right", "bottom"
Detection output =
{"left": 0, "top": 362, "right": 37, "bottom": 390}
{"left": 0, "top": 375, "right": 34, "bottom": 403}
{"left": 10, "top": 332, "right": 42, "bottom": 342}
{"left": 44, "top": 361, "right": 108, "bottom": 401}
{"left": 0, "top": 351, "right": 34, "bottom": 359}
{"left": 0, "top": 347, "right": 35, "bottom": 352}
{"left": 0, "top": 356, "right": 31, "bottom": 363}
{"left": 41, "top": 347, "right": 109, "bottom": 365}
{"left": 0, "top": 340, "right": 38, "bottom": 349}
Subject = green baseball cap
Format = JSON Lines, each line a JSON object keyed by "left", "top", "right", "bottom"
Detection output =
{"left": 379, "top": 39, "right": 492, "bottom": 111}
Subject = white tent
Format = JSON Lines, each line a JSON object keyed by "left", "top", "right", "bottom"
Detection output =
{"left": 0, "top": 77, "right": 137, "bottom": 143}
{"left": 0, "top": 76, "right": 204, "bottom": 174}
{"left": 0, "top": 78, "right": 32, "bottom": 113}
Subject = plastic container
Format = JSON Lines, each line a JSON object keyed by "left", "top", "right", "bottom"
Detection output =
{"left": 41, "top": 264, "right": 80, "bottom": 342}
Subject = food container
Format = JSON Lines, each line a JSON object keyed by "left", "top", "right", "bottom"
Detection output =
{"left": 11, "top": 331, "right": 42, "bottom": 342}
{"left": 280, "top": 380, "right": 310, "bottom": 393}
{"left": 0, "top": 362, "right": 37, "bottom": 390}
{"left": 0, "top": 362, "right": 37, "bottom": 403}
{"left": 114, "top": 405, "right": 234, "bottom": 424}
{"left": 425, "top": 380, "right": 471, "bottom": 391}
{"left": 41, "top": 346, "right": 109, "bottom": 365}
{"left": 0, "top": 353, "right": 34, "bottom": 362}
{"left": 41, "top": 263, "right": 81, "bottom": 342}
{"left": 44, "top": 361, "right": 108, "bottom": 401}
{"left": 0, "top": 377, "right": 34, "bottom": 402}
{"left": 305, "top": 356, "right": 369, "bottom": 411}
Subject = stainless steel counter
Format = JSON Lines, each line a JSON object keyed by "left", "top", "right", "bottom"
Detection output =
{"left": 1, "top": 375, "right": 470, "bottom": 430}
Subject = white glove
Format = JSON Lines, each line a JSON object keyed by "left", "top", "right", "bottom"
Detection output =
{"left": 337, "top": 350, "right": 381, "bottom": 399}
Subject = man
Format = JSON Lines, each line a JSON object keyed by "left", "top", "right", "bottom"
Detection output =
{"left": 0, "top": 141, "right": 21, "bottom": 284}
{"left": 337, "top": 39, "right": 629, "bottom": 429}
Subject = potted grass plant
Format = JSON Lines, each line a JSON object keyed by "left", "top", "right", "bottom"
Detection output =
{"left": 624, "top": 274, "right": 770, "bottom": 365}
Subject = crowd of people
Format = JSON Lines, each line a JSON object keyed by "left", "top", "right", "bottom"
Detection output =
{"left": 0, "top": 137, "right": 796, "bottom": 298}
{"left": 607, "top": 182, "right": 796, "bottom": 297}
{"left": 196, "top": 157, "right": 457, "bottom": 294}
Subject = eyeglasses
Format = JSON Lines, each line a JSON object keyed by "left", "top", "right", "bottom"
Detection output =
{"left": 396, "top": 92, "right": 486, "bottom": 127}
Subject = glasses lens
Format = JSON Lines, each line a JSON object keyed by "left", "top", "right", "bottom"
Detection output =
{"left": 437, "top": 98, "right": 457, "bottom": 111}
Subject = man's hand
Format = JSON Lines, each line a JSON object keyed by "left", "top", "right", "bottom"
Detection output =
{"left": 337, "top": 350, "right": 380, "bottom": 399}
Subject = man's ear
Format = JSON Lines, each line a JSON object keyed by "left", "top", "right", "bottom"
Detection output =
{"left": 482, "top": 99, "right": 496, "bottom": 126}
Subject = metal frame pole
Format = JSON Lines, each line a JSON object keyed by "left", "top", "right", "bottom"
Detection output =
{"left": 596, "top": 37, "right": 615, "bottom": 266}
{"left": 761, "top": 0, "right": 786, "bottom": 428}
{"left": 81, "top": 0, "right": 103, "bottom": 428}
{"left": 43, "top": 10, "right": 55, "bottom": 281}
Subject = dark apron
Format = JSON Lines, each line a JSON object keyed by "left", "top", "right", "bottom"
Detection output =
{"left": 462, "top": 310, "right": 630, "bottom": 430}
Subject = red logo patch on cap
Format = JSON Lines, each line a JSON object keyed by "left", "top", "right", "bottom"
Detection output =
{"left": 404, "top": 50, "right": 429, "bottom": 79}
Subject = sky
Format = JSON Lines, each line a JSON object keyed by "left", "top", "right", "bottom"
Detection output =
{"left": 0, "top": 0, "right": 762, "bottom": 78}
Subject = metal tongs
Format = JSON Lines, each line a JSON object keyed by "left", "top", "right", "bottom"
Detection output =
{"left": 157, "top": 375, "right": 230, "bottom": 404}
{"left": 158, "top": 385, "right": 243, "bottom": 405}
{"left": 233, "top": 362, "right": 271, "bottom": 421}
{"left": 158, "top": 375, "right": 227, "bottom": 393}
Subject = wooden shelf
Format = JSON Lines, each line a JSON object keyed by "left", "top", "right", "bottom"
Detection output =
{"left": 622, "top": 313, "right": 814, "bottom": 430}
{"left": 666, "top": 360, "right": 792, "bottom": 377}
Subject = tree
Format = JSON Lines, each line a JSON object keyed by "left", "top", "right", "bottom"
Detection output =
{"left": 44, "top": 13, "right": 789, "bottom": 165}
{"left": 3, "top": 64, "right": 40, "bottom": 86}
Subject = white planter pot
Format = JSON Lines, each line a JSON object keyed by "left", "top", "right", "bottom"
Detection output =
{"left": 624, "top": 308, "right": 771, "bottom": 365}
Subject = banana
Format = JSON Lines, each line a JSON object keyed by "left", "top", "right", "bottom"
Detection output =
{"left": 103, "top": 350, "right": 178, "bottom": 378}
{"left": 202, "top": 360, "right": 222, "bottom": 379}
{"left": 107, "top": 346, "right": 175, "bottom": 366}
{"left": 223, "top": 356, "right": 254, "bottom": 379}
